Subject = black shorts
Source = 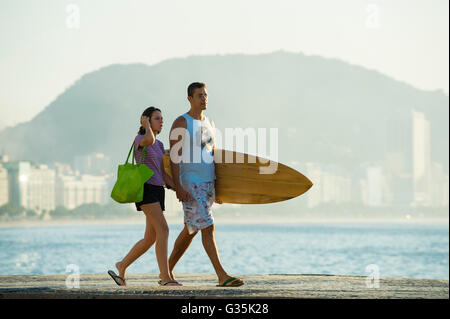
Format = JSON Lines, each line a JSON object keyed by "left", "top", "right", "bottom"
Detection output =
{"left": 135, "top": 183, "right": 165, "bottom": 212}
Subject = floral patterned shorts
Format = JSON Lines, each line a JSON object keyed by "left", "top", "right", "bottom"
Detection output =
{"left": 182, "top": 182, "right": 215, "bottom": 235}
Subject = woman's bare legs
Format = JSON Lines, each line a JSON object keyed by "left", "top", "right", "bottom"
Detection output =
{"left": 140, "top": 202, "right": 175, "bottom": 284}
{"left": 115, "top": 208, "right": 157, "bottom": 285}
{"left": 115, "top": 202, "right": 180, "bottom": 286}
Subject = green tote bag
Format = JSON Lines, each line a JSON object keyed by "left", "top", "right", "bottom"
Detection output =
{"left": 110, "top": 141, "right": 154, "bottom": 203}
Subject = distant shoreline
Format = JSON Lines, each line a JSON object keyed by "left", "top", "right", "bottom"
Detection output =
{"left": 0, "top": 216, "right": 448, "bottom": 228}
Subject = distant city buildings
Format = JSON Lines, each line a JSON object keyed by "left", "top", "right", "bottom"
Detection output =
{"left": 2, "top": 161, "right": 31, "bottom": 209}
{"left": 292, "top": 109, "right": 448, "bottom": 209}
{"left": 409, "top": 110, "right": 448, "bottom": 207}
{"left": 304, "top": 163, "right": 322, "bottom": 208}
{"left": 55, "top": 174, "right": 111, "bottom": 210}
{"left": 0, "top": 162, "right": 55, "bottom": 215}
{"left": 430, "top": 162, "right": 449, "bottom": 207}
{"left": 303, "top": 163, "right": 352, "bottom": 208}
{"left": 28, "top": 164, "right": 56, "bottom": 214}
{"left": 385, "top": 152, "right": 413, "bottom": 207}
{"left": 0, "top": 163, "right": 8, "bottom": 206}
{"left": 412, "top": 110, "right": 432, "bottom": 206}
{"left": 366, "top": 164, "right": 384, "bottom": 206}
{"left": 0, "top": 150, "right": 184, "bottom": 217}
{"left": 74, "top": 153, "right": 113, "bottom": 175}
{"left": 0, "top": 153, "right": 114, "bottom": 215}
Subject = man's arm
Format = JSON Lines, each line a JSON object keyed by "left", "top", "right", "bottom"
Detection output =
{"left": 210, "top": 119, "right": 216, "bottom": 154}
{"left": 161, "top": 159, "right": 176, "bottom": 190}
{"left": 169, "top": 116, "right": 192, "bottom": 202}
{"left": 210, "top": 119, "right": 222, "bottom": 204}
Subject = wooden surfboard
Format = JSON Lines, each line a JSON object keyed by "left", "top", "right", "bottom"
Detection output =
{"left": 163, "top": 149, "right": 313, "bottom": 204}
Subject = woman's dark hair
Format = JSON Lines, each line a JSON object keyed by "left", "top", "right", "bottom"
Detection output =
{"left": 138, "top": 106, "right": 161, "bottom": 135}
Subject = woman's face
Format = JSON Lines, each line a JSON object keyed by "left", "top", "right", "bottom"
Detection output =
{"left": 150, "top": 110, "right": 163, "bottom": 134}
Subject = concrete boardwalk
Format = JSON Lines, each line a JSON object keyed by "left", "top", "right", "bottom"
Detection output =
{"left": 0, "top": 274, "right": 448, "bottom": 299}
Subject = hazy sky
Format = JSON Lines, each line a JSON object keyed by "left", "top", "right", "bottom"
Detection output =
{"left": 0, "top": 0, "right": 448, "bottom": 129}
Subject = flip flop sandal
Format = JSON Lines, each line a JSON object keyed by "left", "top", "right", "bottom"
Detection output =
{"left": 108, "top": 270, "right": 126, "bottom": 286}
{"left": 158, "top": 279, "right": 183, "bottom": 286}
{"left": 161, "top": 280, "right": 182, "bottom": 286}
{"left": 217, "top": 277, "right": 244, "bottom": 287}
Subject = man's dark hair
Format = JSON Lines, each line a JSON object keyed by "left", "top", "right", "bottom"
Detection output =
{"left": 138, "top": 106, "right": 161, "bottom": 135}
{"left": 187, "top": 82, "right": 206, "bottom": 97}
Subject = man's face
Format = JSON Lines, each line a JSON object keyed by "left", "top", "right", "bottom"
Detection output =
{"left": 189, "top": 87, "right": 208, "bottom": 110}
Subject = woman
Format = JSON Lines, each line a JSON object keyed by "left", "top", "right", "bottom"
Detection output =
{"left": 108, "top": 106, "right": 182, "bottom": 286}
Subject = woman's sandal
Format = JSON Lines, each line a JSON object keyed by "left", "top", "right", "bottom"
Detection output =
{"left": 159, "top": 280, "right": 182, "bottom": 286}
{"left": 108, "top": 270, "right": 126, "bottom": 286}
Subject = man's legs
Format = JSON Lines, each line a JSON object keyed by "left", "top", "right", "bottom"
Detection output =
{"left": 168, "top": 224, "right": 197, "bottom": 278}
{"left": 170, "top": 182, "right": 243, "bottom": 286}
{"left": 201, "top": 224, "right": 244, "bottom": 286}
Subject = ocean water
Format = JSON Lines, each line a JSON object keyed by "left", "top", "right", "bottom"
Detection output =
{"left": 0, "top": 222, "right": 448, "bottom": 280}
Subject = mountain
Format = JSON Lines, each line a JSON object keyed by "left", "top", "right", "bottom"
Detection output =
{"left": 0, "top": 51, "right": 448, "bottom": 173}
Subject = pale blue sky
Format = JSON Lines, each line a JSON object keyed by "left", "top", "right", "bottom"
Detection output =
{"left": 0, "top": 0, "right": 448, "bottom": 129}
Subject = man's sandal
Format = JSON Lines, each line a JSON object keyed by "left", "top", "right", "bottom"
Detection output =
{"left": 216, "top": 277, "right": 244, "bottom": 287}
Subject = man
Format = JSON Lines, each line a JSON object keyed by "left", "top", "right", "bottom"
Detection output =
{"left": 168, "top": 82, "right": 244, "bottom": 287}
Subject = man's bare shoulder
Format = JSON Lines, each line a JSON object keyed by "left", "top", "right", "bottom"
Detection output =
{"left": 171, "top": 115, "right": 187, "bottom": 129}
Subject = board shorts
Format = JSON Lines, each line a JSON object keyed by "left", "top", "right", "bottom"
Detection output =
{"left": 182, "top": 181, "right": 215, "bottom": 235}
{"left": 135, "top": 183, "right": 165, "bottom": 212}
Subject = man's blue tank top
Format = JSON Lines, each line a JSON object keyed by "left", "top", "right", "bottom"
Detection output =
{"left": 179, "top": 113, "right": 216, "bottom": 186}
